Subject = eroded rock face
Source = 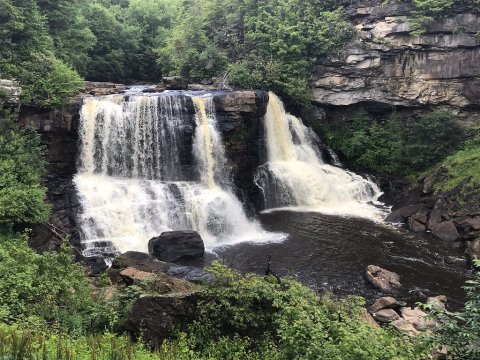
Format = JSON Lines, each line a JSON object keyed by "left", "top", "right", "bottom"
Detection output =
{"left": 312, "top": 3, "right": 480, "bottom": 110}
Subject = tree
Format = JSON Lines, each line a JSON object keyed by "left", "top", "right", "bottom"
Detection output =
{"left": 0, "top": 125, "right": 49, "bottom": 227}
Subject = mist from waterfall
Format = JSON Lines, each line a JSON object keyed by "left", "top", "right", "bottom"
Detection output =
{"left": 255, "top": 92, "right": 384, "bottom": 218}
{"left": 74, "top": 93, "right": 283, "bottom": 258}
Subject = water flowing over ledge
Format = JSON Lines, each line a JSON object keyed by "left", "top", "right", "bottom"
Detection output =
{"left": 256, "top": 92, "right": 385, "bottom": 219}
{"left": 74, "top": 89, "right": 384, "bottom": 259}
{"left": 74, "top": 91, "right": 284, "bottom": 258}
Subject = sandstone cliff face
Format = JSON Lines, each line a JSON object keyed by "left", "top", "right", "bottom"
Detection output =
{"left": 313, "top": 1, "right": 480, "bottom": 117}
{"left": 0, "top": 79, "right": 21, "bottom": 105}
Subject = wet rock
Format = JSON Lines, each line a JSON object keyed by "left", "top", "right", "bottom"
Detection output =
{"left": 166, "top": 265, "right": 214, "bottom": 283}
{"left": 385, "top": 204, "right": 425, "bottom": 223}
{"left": 411, "top": 212, "right": 428, "bottom": 224}
{"left": 112, "top": 251, "right": 170, "bottom": 273}
{"left": 125, "top": 292, "right": 199, "bottom": 348}
{"left": 84, "top": 256, "right": 109, "bottom": 276}
{"left": 369, "top": 296, "right": 406, "bottom": 313}
{"left": 161, "top": 76, "right": 188, "bottom": 90}
{"left": 427, "top": 295, "right": 447, "bottom": 312}
{"left": 214, "top": 90, "right": 260, "bottom": 113}
{"left": 431, "top": 221, "right": 460, "bottom": 242}
{"left": 148, "top": 231, "right": 205, "bottom": 263}
{"left": 366, "top": 265, "right": 402, "bottom": 293}
{"left": 372, "top": 308, "right": 400, "bottom": 323}
{"left": 428, "top": 200, "right": 446, "bottom": 229}
{"left": 466, "top": 239, "right": 480, "bottom": 260}
{"left": 111, "top": 251, "right": 212, "bottom": 283}
{"left": 408, "top": 217, "right": 426, "bottom": 232}
{"left": 467, "top": 216, "right": 480, "bottom": 230}
{"left": 445, "top": 256, "right": 468, "bottom": 266}
{"left": 83, "top": 81, "right": 127, "bottom": 96}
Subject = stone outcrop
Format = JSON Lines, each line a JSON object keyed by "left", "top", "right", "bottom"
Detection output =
{"left": 111, "top": 251, "right": 213, "bottom": 283}
{"left": 365, "top": 265, "right": 402, "bottom": 293}
{"left": 312, "top": 2, "right": 480, "bottom": 113}
{"left": 148, "top": 231, "right": 205, "bottom": 263}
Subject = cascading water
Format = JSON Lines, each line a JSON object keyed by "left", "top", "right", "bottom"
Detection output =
{"left": 255, "top": 92, "right": 384, "bottom": 218}
{"left": 74, "top": 92, "right": 282, "bottom": 259}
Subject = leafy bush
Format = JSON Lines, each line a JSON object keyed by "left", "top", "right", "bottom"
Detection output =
{"left": 0, "top": 233, "right": 103, "bottom": 334}
{"left": 0, "top": 125, "right": 49, "bottom": 227}
{"left": 431, "top": 131, "right": 480, "bottom": 202}
{"left": 322, "top": 110, "right": 461, "bottom": 176}
{"left": 182, "top": 262, "right": 424, "bottom": 359}
{"left": 425, "top": 260, "right": 480, "bottom": 360}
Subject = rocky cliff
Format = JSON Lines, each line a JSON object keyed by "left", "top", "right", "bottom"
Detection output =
{"left": 313, "top": 1, "right": 480, "bottom": 121}
{"left": 310, "top": 1, "right": 480, "bottom": 263}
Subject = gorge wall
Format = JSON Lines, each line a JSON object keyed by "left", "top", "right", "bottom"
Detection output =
{"left": 309, "top": 0, "right": 480, "bottom": 262}
{"left": 313, "top": 1, "right": 480, "bottom": 116}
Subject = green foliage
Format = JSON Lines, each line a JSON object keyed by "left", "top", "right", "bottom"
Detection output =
{"left": 432, "top": 130, "right": 480, "bottom": 201}
{"left": 0, "top": 233, "right": 95, "bottom": 334}
{"left": 410, "top": 0, "right": 480, "bottom": 35}
{"left": 182, "top": 261, "right": 424, "bottom": 359}
{"left": 426, "top": 260, "right": 480, "bottom": 360}
{"left": 322, "top": 110, "right": 461, "bottom": 176}
{"left": 0, "top": 125, "right": 49, "bottom": 226}
{"left": 0, "top": 0, "right": 84, "bottom": 108}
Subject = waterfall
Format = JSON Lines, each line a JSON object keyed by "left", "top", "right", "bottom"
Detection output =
{"left": 74, "top": 92, "right": 282, "bottom": 259}
{"left": 255, "top": 92, "right": 384, "bottom": 218}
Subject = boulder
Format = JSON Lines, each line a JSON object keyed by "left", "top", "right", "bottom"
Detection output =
{"left": 161, "top": 76, "right": 188, "bottom": 90}
{"left": 431, "top": 221, "right": 460, "bottom": 241}
{"left": 399, "top": 307, "right": 435, "bottom": 329}
{"left": 369, "top": 296, "right": 406, "bottom": 313}
{"left": 214, "top": 91, "right": 261, "bottom": 113}
{"left": 365, "top": 265, "right": 402, "bottom": 293}
{"left": 427, "top": 295, "right": 447, "bottom": 312}
{"left": 392, "top": 319, "right": 421, "bottom": 337}
{"left": 84, "top": 256, "right": 109, "bottom": 276}
{"left": 360, "top": 310, "right": 381, "bottom": 328}
{"left": 111, "top": 251, "right": 212, "bottom": 283}
{"left": 466, "top": 239, "right": 480, "bottom": 261}
{"left": 119, "top": 267, "right": 157, "bottom": 285}
{"left": 385, "top": 204, "right": 425, "bottom": 223}
{"left": 125, "top": 292, "right": 199, "bottom": 348}
{"left": 112, "top": 251, "right": 170, "bottom": 273}
{"left": 408, "top": 217, "right": 426, "bottom": 232}
{"left": 148, "top": 231, "right": 205, "bottom": 263}
{"left": 372, "top": 308, "right": 400, "bottom": 323}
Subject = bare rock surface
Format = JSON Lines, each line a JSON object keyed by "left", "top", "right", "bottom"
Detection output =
{"left": 366, "top": 265, "right": 402, "bottom": 293}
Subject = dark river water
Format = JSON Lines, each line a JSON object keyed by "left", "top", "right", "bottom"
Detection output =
{"left": 193, "top": 211, "right": 469, "bottom": 309}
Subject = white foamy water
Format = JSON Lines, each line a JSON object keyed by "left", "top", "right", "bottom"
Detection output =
{"left": 255, "top": 92, "right": 385, "bottom": 219}
{"left": 75, "top": 93, "right": 283, "bottom": 258}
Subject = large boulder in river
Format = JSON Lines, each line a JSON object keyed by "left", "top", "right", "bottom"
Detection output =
{"left": 365, "top": 265, "right": 402, "bottom": 293}
{"left": 148, "top": 231, "right": 205, "bottom": 263}
{"left": 369, "top": 296, "right": 406, "bottom": 313}
{"left": 430, "top": 221, "right": 459, "bottom": 242}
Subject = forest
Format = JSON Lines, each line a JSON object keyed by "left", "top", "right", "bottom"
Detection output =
{"left": 1, "top": 0, "right": 480, "bottom": 359}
